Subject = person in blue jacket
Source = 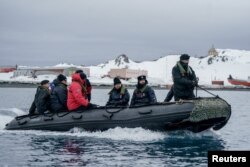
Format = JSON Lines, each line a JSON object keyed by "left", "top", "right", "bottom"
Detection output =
{"left": 130, "top": 75, "right": 157, "bottom": 106}
{"left": 50, "top": 74, "right": 68, "bottom": 112}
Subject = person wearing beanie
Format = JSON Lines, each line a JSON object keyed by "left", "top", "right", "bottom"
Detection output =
{"left": 106, "top": 77, "right": 130, "bottom": 107}
{"left": 50, "top": 74, "right": 68, "bottom": 112}
{"left": 75, "top": 70, "right": 92, "bottom": 102}
{"left": 57, "top": 74, "right": 67, "bottom": 82}
{"left": 171, "top": 53, "right": 198, "bottom": 101}
{"left": 180, "top": 54, "right": 190, "bottom": 61}
{"left": 29, "top": 80, "right": 50, "bottom": 115}
{"left": 67, "top": 72, "right": 97, "bottom": 111}
{"left": 113, "top": 77, "right": 121, "bottom": 85}
{"left": 130, "top": 75, "right": 157, "bottom": 106}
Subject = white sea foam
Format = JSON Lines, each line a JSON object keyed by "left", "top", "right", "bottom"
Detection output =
{"left": 0, "top": 126, "right": 220, "bottom": 143}
{"left": 11, "top": 108, "right": 27, "bottom": 116}
{"left": 0, "top": 108, "right": 26, "bottom": 116}
{"left": 69, "top": 127, "right": 167, "bottom": 141}
{"left": 0, "top": 115, "right": 13, "bottom": 130}
{"left": 0, "top": 127, "right": 167, "bottom": 142}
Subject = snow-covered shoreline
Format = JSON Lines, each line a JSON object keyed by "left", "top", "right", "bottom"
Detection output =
{"left": 1, "top": 48, "right": 250, "bottom": 87}
{"left": 1, "top": 82, "right": 250, "bottom": 92}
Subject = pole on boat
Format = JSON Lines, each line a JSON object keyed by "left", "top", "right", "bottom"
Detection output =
{"left": 195, "top": 77, "right": 199, "bottom": 97}
{"left": 196, "top": 86, "right": 198, "bottom": 97}
{"left": 196, "top": 85, "right": 218, "bottom": 97}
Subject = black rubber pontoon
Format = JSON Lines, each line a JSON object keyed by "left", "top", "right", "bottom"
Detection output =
{"left": 5, "top": 97, "right": 231, "bottom": 133}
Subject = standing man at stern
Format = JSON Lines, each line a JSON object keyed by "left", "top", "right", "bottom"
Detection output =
{"left": 172, "top": 54, "right": 198, "bottom": 101}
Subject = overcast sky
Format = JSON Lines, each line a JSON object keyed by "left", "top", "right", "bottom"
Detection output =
{"left": 0, "top": 0, "right": 250, "bottom": 66}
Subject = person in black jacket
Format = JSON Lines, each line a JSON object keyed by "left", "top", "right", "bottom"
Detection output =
{"left": 172, "top": 54, "right": 198, "bottom": 101}
{"left": 130, "top": 75, "right": 157, "bottom": 106}
{"left": 106, "top": 77, "right": 130, "bottom": 107}
{"left": 50, "top": 74, "right": 68, "bottom": 112}
{"left": 29, "top": 80, "right": 50, "bottom": 115}
{"left": 75, "top": 70, "right": 92, "bottom": 102}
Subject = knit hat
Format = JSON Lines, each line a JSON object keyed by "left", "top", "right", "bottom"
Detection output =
{"left": 80, "top": 72, "right": 87, "bottom": 80}
{"left": 180, "top": 54, "right": 190, "bottom": 60}
{"left": 137, "top": 75, "right": 146, "bottom": 81}
{"left": 113, "top": 77, "right": 121, "bottom": 85}
{"left": 40, "top": 80, "right": 49, "bottom": 85}
{"left": 57, "top": 74, "right": 67, "bottom": 82}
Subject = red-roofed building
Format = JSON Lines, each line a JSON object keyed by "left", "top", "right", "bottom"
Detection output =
{"left": 0, "top": 66, "right": 17, "bottom": 73}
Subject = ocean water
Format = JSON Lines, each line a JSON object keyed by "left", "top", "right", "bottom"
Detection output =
{"left": 0, "top": 87, "right": 249, "bottom": 167}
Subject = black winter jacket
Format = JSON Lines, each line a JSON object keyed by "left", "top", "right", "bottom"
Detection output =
{"left": 172, "top": 61, "right": 197, "bottom": 101}
{"left": 50, "top": 79, "right": 68, "bottom": 112}
{"left": 29, "top": 86, "right": 50, "bottom": 114}
{"left": 130, "top": 84, "right": 157, "bottom": 106}
{"left": 106, "top": 85, "right": 130, "bottom": 106}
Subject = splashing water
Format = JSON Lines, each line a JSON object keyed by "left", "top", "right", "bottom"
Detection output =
{"left": 0, "top": 108, "right": 27, "bottom": 129}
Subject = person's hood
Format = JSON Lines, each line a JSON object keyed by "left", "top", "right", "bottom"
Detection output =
{"left": 71, "top": 73, "right": 85, "bottom": 84}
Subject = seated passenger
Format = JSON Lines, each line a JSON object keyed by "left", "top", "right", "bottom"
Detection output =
{"left": 130, "top": 75, "right": 157, "bottom": 106}
{"left": 106, "top": 77, "right": 130, "bottom": 107}
{"left": 67, "top": 72, "right": 90, "bottom": 111}
{"left": 50, "top": 74, "right": 68, "bottom": 112}
{"left": 75, "top": 70, "right": 92, "bottom": 102}
{"left": 29, "top": 80, "right": 50, "bottom": 115}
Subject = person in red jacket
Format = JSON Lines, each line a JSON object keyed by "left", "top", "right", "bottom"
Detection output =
{"left": 67, "top": 72, "right": 89, "bottom": 111}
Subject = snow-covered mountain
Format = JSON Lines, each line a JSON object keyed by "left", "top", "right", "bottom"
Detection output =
{"left": 88, "top": 54, "right": 170, "bottom": 84}
{"left": 1, "top": 48, "right": 250, "bottom": 86}
{"left": 87, "top": 49, "right": 250, "bottom": 86}
{"left": 193, "top": 49, "right": 250, "bottom": 85}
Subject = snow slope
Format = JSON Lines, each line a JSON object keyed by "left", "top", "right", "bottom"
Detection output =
{"left": 87, "top": 49, "right": 250, "bottom": 86}
{"left": 193, "top": 49, "right": 250, "bottom": 85}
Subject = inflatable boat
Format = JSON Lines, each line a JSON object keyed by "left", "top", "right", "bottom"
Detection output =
{"left": 5, "top": 97, "right": 231, "bottom": 133}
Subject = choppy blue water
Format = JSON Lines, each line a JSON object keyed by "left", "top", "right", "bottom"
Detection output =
{"left": 0, "top": 88, "right": 249, "bottom": 166}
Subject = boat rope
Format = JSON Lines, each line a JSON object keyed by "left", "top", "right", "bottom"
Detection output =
{"left": 196, "top": 85, "right": 219, "bottom": 98}
{"left": 15, "top": 115, "right": 29, "bottom": 121}
{"left": 43, "top": 111, "right": 54, "bottom": 117}
{"left": 56, "top": 111, "right": 70, "bottom": 117}
{"left": 105, "top": 106, "right": 127, "bottom": 113}
{"left": 16, "top": 113, "right": 40, "bottom": 121}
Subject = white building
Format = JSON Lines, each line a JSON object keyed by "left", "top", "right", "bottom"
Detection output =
{"left": 108, "top": 68, "right": 148, "bottom": 80}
